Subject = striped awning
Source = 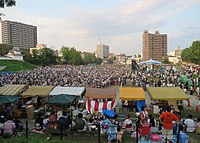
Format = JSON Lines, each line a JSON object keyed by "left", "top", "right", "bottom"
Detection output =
{"left": 0, "top": 84, "right": 27, "bottom": 96}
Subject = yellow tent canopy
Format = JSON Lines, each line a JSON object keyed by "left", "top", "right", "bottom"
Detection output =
{"left": 22, "top": 86, "right": 54, "bottom": 98}
{"left": 120, "top": 87, "right": 146, "bottom": 100}
{"left": 0, "top": 84, "right": 27, "bottom": 96}
{"left": 148, "top": 87, "right": 189, "bottom": 100}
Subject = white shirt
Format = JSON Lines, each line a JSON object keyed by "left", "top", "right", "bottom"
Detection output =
{"left": 184, "top": 119, "right": 195, "bottom": 132}
{"left": 123, "top": 119, "right": 132, "bottom": 127}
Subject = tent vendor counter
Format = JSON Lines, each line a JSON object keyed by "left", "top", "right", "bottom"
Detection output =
{"left": 148, "top": 87, "right": 189, "bottom": 101}
{"left": 85, "top": 88, "right": 117, "bottom": 113}
{"left": 148, "top": 87, "right": 189, "bottom": 113}
{"left": 120, "top": 87, "right": 146, "bottom": 112}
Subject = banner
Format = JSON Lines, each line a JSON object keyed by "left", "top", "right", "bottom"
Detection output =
{"left": 86, "top": 99, "right": 117, "bottom": 113}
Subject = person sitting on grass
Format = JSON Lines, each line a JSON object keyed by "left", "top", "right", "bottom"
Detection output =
{"left": 74, "top": 113, "right": 86, "bottom": 131}
{"left": 123, "top": 115, "right": 132, "bottom": 133}
{"left": 43, "top": 115, "right": 49, "bottom": 129}
{"left": 3, "top": 116, "right": 16, "bottom": 138}
{"left": 58, "top": 112, "right": 71, "bottom": 130}
{"left": 49, "top": 111, "right": 57, "bottom": 128}
{"left": 13, "top": 117, "right": 23, "bottom": 132}
{"left": 34, "top": 113, "right": 43, "bottom": 131}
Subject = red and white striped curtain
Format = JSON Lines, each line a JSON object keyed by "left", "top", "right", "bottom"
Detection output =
{"left": 86, "top": 99, "right": 117, "bottom": 113}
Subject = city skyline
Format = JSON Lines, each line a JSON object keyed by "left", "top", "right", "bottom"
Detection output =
{"left": 0, "top": 0, "right": 200, "bottom": 55}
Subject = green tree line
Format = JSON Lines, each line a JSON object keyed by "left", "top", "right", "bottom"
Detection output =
{"left": 181, "top": 40, "right": 200, "bottom": 64}
{"left": 0, "top": 44, "right": 103, "bottom": 66}
{"left": 23, "top": 46, "right": 103, "bottom": 66}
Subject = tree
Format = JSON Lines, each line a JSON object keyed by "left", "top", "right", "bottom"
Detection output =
{"left": 162, "top": 58, "right": 171, "bottom": 64}
{"left": 0, "top": 0, "right": 16, "bottom": 8}
{"left": 107, "top": 56, "right": 116, "bottom": 64}
{"left": 30, "top": 49, "right": 41, "bottom": 65}
{"left": 83, "top": 52, "right": 96, "bottom": 64}
{"left": 61, "top": 46, "right": 83, "bottom": 65}
{"left": 20, "top": 48, "right": 32, "bottom": 63}
{"left": 95, "top": 57, "right": 103, "bottom": 65}
{"left": 39, "top": 48, "right": 57, "bottom": 66}
{"left": 61, "top": 46, "right": 71, "bottom": 64}
{"left": 181, "top": 40, "right": 200, "bottom": 64}
{"left": 68, "top": 48, "right": 83, "bottom": 65}
{"left": 0, "top": 44, "right": 12, "bottom": 56}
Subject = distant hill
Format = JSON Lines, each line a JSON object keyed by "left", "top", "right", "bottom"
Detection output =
{"left": 0, "top": 60, "right": 36, "bottom": 72}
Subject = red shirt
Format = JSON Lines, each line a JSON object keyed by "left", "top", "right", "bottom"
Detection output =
{"left": 159, "top": 112, "right": 178, "bottom": 129}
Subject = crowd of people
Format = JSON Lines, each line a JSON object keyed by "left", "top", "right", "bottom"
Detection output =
{"left": 0, "top": 64, "right": 199, "bottom": 94}
{"left": 0, "top": 63, "right": 200, "bottom": 142}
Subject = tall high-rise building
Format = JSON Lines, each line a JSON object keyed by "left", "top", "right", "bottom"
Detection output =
{"left": 95, "top": 44, "right": 109, "bottom": 58}
{"left": 142, "top": 30, "right": 167, "bottom": 61}
{"left": 2, "top": 20, "right": 37, "bottom": 48}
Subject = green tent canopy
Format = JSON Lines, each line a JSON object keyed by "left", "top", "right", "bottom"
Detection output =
{"left": 46, "top": 94, "right": 75, "bottom": 105}
{"left": 179, "top": 75, "right": 191, "bottom": 87}
{"left": 0, "top": 95, "right": 21, "bottom": 104}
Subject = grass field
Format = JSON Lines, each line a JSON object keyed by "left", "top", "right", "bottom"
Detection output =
{"left": 0, "top": 132, "right": 134, "bottom": 143}
{"left": 0, "top": 131, "right": 200, "bottom": 143}
{"left": 0, "top": 60, "right": 36, "bottom": 72}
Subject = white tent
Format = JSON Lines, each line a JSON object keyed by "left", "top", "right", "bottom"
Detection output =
{"left": 140, "top": 59, "right": 162, "bottom": 64}
{"left": 49, "top": 86, "right": 85, "bottom": 96}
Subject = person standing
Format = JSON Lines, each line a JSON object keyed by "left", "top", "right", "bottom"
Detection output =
{"left": 140, "top": 106, "right": 148, "bottom": 124}
{"left": 184, "top": 115, "right": 195, "bottom": 133}
{"left": 102, "top": 115, "right": 116, "bottom": 143}
{"left": 159, "top": 106, "right": 179, "bottom": 143}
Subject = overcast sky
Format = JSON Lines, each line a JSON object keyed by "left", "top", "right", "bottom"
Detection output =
{"left": 0, "top": 0, "right": 200, "bottom": 55}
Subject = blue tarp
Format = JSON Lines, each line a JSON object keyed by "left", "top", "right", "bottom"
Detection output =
{"left": 136, "top": 100, "right": 146, "bottom": 112}
{"left": 103, "top": 110, "right": 115, "bottom": 117}
{"left": 0, "top": 72, "right": 14, "bottom": 75}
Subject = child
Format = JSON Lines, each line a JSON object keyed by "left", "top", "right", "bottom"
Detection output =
{"left": 148, "top": 114, "right": 158, "bottom": 133}
{"left": 116, "top": 127, "right": 123, "bottom": 143}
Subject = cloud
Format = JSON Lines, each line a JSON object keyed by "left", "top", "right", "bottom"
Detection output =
{"left": 0, "top": 0, "right": 199, "bottom": 55}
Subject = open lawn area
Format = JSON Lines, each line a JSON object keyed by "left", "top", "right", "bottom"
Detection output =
{"left": 0, "top": 132, "right": 134, "bottom": 143}
{"left": 0, "top": 60, "right": 36, "bottom": 72}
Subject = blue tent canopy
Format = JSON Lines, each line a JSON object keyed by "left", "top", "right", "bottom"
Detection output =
{"left": 140, "top": 59, "right": 162, "bottom": 64}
